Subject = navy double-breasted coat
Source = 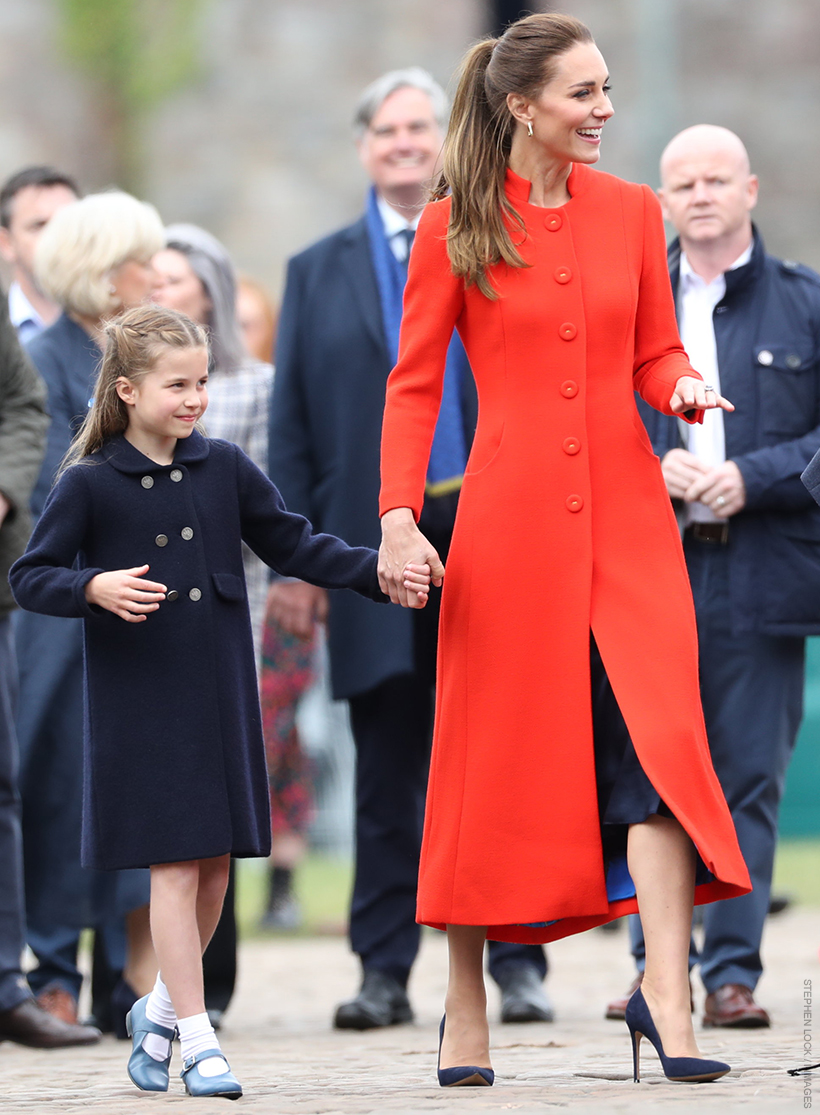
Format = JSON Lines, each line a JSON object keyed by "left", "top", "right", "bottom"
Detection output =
{"left": 10, "top": 431, "right": 384, "bottom": 871}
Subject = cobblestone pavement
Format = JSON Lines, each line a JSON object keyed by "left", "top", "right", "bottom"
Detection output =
{"left": 2, "top": 907, "right": 817, "bottom": 1115}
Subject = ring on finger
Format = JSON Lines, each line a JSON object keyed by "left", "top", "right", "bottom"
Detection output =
{"left": 703, "top": 384, "right": 716, "bottom": 393}
{"left": 715, "top": 495, "right": 726, "bottom": 508}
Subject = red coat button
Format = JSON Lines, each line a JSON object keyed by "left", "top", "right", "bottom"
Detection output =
{"left": 554, "top": 267, "right": 572, "bottom": 284}
{"left": 559, "top": 322, "right": 578, "bottom": 341}
{"left": 563, "top": 437, "right": 581, "bottom": 455}
{"left": 566, "top": 494, "right": 584, "bottom": 512}
{"left": 545, "top": 213, "right": 563, "bottom": 231}
{"left": 560, "top": 380, "right": 578, "bottom": 398}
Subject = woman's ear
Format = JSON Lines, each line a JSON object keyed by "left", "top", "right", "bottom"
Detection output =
{"left": 506, "top": 92, "right": 531, "bottom": 128}
{"left": 115, "top": 377, "right": 137, "bottom": 406}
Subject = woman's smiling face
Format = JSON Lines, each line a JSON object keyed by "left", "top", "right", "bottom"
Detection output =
{"left": 518, "top": 42, "right": 614, "bottom": 166}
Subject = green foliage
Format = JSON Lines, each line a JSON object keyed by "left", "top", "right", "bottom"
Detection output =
{"left": 57, "top": 0, "right": 204, "bottom": 114}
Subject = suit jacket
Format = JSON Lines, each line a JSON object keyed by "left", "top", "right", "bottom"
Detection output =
{"left": 270, "top": 214, "right": 476, "bottom": 699}
{"left": 637, "top": 227, "right": 820, "bottom": 636}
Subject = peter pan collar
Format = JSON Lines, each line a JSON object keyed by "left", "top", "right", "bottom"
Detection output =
{"left": 102, "top": 429, "right": 211, "bottom": 474}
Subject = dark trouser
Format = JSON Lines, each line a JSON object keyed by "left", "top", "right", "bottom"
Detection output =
{"left": 203, "top": 861, "right": 237, "bottom": 1014}
{"left": 0, "top": 615, "right": 32, "bottom": 1013}
{"left": 347, "top": 498, "right": 545, "bottom": 984}
{"left": 628, "top": 538, "right": 804, "bottom": 992}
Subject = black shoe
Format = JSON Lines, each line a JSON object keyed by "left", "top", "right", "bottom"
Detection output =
{"left": 0, "top": 998, "right": 102, "bottom": 1048}
{"left": 333, "top": 970, "right": 414, "bottom": 1030}
{"left": 496, "top": 964, "right": 555, "bottom": 1023}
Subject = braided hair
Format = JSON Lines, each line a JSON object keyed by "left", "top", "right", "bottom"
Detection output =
{"left": 59, "top": 304, "right": 208, "bottom": 475}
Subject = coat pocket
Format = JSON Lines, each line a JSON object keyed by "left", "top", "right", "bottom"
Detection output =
{"left": 211, "top": 572, "right": 247, "bottom": 602}
{"left": 755, "top": 341, "right": 818, "bottom": 435}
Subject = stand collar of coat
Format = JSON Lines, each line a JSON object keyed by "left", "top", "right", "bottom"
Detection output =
{"left": 503, "top": 162, "right": 592, "bottom": 207}
{"left": 668, "top": 223, "right": 765, "bottom": 302}
{"left": 101, "top": 429, "right": 211, "bottom": 474}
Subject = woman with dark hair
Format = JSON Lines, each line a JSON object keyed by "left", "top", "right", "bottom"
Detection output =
{"left": 378, "top": 12, "right": 750, "bottom": 1087}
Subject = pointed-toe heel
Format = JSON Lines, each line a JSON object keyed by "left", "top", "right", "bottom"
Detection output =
{"left": 625, "top": 988, "right": 730, "bottom": 1084}
{"left": 180, "top": 1049, "right": 243, "bottom": 1099}
{"left": 125, "top": 994, "right": 175, "bottom": 1092}
{"left": 437, "top": 1015, "right": 494, "bottom": 1088}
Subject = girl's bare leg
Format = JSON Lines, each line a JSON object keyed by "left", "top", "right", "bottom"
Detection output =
{"left": 149, "top": 855, "right": 230, "bottom": 1021}
{"left": 439, "top": 925, "right": 492, "bottom": 1071}
{"left": 628, "top": 814, "right": 700, "bottom": 1058}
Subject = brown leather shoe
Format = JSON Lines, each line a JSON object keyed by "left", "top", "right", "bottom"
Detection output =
{"left": 703, "top": 983, "right": 770, "bottom": 1028}
{"left": 36, "top": 984, "right": 79, "bottom": 1025}
{"left": 0, "top": 998, "right": 101, "bottom": 1048}
{"left": 605, "top": 971, "right": 695, "bottom": 1020}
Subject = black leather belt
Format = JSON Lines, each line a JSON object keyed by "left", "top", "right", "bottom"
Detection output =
{"left": 685, "top": 522, "right": 730, "bottom": 544}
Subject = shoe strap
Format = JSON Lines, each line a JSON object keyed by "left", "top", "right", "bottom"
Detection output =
{"left": 136, "top": 1017, "right": 176, "bottom": 1041}
{"left": 181, "top": 1048, "right": 229, "bottom": 1073}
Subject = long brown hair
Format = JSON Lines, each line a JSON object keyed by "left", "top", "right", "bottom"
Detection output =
{"left": 59, "top": 305, "right": 208, "bottom": 475}
{"left": 434, "top": 13, "right": 593, "bottom": 299}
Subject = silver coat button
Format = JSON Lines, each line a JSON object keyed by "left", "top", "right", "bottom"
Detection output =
{"left": 189, "top": 587, "right": 202, "bottom": 602}
{"left": 786, "top": 354, "right": 802, "bottom": 369}
{"left": 155, "top": 534, "right": 168, "bottom": 547}
{"left": 141, "top": 476, "right": 154, "bottom": 489}
{"left": 181, "top": 527, "right": 194, "bottom": 541}
{"left": 166, "top": 589, "right": 179, "bottom": 602}
{"left": 170, "top": 469, "right": 183, "bottom": 482}
{"left": 757, "top": 350, "right": 774, "bottom": 366}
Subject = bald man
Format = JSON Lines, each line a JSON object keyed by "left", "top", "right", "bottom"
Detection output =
{"left": 607, "top": 125, "right": 820, "bottom": 1028}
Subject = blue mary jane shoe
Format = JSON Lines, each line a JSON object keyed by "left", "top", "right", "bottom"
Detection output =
{"left": 180, "top": 1049, "right": 243, "bottom": 1099}
{"left": 125, "top": 993, "right": 175, "bottom": 1092}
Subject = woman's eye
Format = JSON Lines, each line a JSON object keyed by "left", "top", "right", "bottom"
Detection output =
{"left": 603, "top": 84, "right": 612, "bottom": 94}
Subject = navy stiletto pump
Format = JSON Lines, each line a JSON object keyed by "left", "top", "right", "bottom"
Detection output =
{"left": 437, "top": 1015, "right": 494, "bottom": 1088}
{"left": 625, "top": 987, "right": 730, "bottom": 1083}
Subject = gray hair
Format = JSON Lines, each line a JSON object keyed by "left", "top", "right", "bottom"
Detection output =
{"left": 353, "top": 67, "right": 449, "bottom": 137}
{"left": 163, "top": 222, "right": 245, "bottom": 376}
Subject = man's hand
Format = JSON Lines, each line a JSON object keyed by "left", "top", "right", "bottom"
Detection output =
{"left": 378, "top": 507, "right": 444, "bottom": 608}
{"left": 266, "top": 581, "right": 328, "bottom": 639}
{"left": 685, "top": 460, "right": 746, "bottom": 518}
{"left": 670, "top": 376, "right": 735, "bottom": 416}
{"left": 84, "top": 564, "right": 167, "bottom": 622}
{"left": 661, "top": 448, "right": 709, "bottom": 500}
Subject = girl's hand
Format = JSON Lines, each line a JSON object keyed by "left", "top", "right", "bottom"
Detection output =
{"left": 85, "top": 564, "right": 167, "bottom": 622}
{"left": 670, "top": 376, "right": 735, "bottom": 415}
{"left": 379, "top": 508, "right": 444, "bottom": 608}
{"left": 403, "top": 562, "right": 432, "bottom": 607}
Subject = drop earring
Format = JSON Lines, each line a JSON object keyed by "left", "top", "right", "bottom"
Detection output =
{"left": 526, "top": 121, "right": 533, "bottom": 138}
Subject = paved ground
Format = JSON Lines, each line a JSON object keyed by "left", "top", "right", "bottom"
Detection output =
{"left": 2, "top": 906, "right": 818, "bottom": 1114}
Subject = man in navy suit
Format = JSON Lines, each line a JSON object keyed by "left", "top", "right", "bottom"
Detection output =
{"left": 607, "top": 125, "right": 820, "bottom": 1028}
{"left": 269, "top": 69, "right": 552, "bottom": 1029}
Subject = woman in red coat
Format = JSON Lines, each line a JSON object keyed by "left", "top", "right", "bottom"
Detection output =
{"left": 378, "top": 13, "right": 751, "bottom": 1089}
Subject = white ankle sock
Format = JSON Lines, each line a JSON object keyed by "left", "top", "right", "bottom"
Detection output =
{"left": 178, "top": 1013, "right": 228, "bottom": 1077}
{"left": 142, "top": 976, "right": 176, "bottom": 1062}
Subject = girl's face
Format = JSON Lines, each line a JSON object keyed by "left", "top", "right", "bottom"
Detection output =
{"left": 511, "top": 42, "right": 614, "bottom": 166}
{"left": 118, "top": 346, "right": 209, "bottom": 457}
{"left": 152, "top": 249, "right": 212, "bottom": 326}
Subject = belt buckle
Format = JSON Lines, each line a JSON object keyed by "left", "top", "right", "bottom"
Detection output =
{"left": 692, "top": 522, "right": 729, "bottom": 544}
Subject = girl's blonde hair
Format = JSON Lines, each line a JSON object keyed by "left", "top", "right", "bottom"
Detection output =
{"left": 433, "top": 13, "right": 593, "bottom": 299}
{"left": 35, "top": 191, "right": 164, "bottom": 318}
{"left": 60, "top": 305, "right": 208, "bottom": 475}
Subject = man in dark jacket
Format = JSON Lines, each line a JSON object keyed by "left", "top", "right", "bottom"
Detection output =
{"left": 0, "top": 290, "right": 99, "bottom": 1047}
{"left": 607, "top": 125, "right": 820, "bottom": 1028}
{"left": 269, "top": 69, "right": 551, "bottom": 1029}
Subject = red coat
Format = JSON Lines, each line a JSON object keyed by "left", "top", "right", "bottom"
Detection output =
{"left": 379, "top": 164, "right": 751, "bottom": 943}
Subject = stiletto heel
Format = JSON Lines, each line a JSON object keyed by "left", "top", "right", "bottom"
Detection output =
{"left": 437, "top": 1015, "right": 494, "bottom": 1087}
{"left": 625, "top": 988, "right": 730, "bottom": 1083}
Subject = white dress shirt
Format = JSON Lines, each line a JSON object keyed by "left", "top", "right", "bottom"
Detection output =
{"left": 678, "top": 243, "right": 752, "bottom": 524}
{"left": 8, "top": 281, "right": 46, "bottom": 344}
{"left": 376, "top": 194, "right": 421, "bottom": 261}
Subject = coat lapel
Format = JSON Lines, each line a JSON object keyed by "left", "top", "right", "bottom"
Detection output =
{"left": 339, "top": 217, "right": 389, "bottom": 360}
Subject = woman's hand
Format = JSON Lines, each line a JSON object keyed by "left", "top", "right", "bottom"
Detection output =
{"left": 85, "top": 564, "right": 167, "bottom": 622}
{"left": 670, "top": 376, "right": 735, "bottom": 416}
{"left": 379, "top": 508, "right": 444, "bottom": 608}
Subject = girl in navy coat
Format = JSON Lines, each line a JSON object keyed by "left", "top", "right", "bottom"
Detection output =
{"left": 10, "top": 305, "right": 430, "bottom": 1099}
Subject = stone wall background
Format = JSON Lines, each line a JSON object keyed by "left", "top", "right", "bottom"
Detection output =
{"left": 0, "top": 0, "right": 818, "bottom": 296}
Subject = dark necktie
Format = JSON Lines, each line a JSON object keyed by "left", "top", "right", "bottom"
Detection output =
{"left": 398, "top": 228, "right": 415, "bottom": 271}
